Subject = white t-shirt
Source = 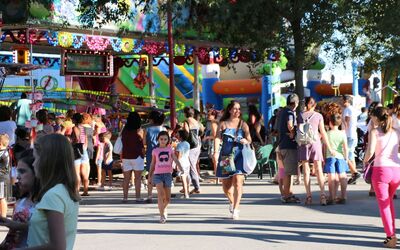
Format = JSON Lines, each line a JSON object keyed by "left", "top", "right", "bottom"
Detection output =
{"left": 343, "top": 105, "right": 358, "bottom": 139}
{"left": 176, "top": 141, "right": 190, "bottom": 173}
{"left": 0, "top": 120, "right": 17, "bottom": 145}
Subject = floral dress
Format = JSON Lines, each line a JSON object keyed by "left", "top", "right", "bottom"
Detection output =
{"left": 216, "top": 127, "right": 246, "bottom": 178}
{"left": 1, "top": 197, "right": 35, "bottom": 249}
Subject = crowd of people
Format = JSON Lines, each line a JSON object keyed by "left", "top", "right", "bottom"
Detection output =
{"left": 0, "top": 91, "right": 398, "bottom": 248}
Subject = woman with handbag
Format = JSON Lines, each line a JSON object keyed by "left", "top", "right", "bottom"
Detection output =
{"left": 183, "top": 107, "right": 202, "bottom": 194}
{"left": 213, "top": 100, "right": 252, "bottom": 220}
{"left": 364, "top": 107, "right": 400, "bottom": 248}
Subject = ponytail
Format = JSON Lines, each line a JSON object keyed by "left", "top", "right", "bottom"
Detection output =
{"left": 372, "top": 107, "right": 392, "bottom": 133}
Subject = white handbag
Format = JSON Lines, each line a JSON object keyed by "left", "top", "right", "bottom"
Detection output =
{"left": 242, "top": 144, "right": 257, "bottom": 174}
{"left": 113, "top": 136, "right": 123, "bottom": 154}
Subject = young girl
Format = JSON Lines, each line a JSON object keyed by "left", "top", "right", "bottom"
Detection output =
{"left": 175, "top": 130, "right": 191, "bottom": 199}
{"left": 27, "top": 133, "right": 80, "bottom": 250}
{"left": 149, "top": 131, "right": 183, "bottom": 223}
{"left": 100, "top": 131, "right": 114, "bottom": 190}
{"left": 324, "top": 114, "right": 348, "bottom": 204}
{"left": 0, "top": 150, "right": 38, "bottom": 249}
{"left": 95, "top": 132, "right": 105, "bottom": 188}
{"left": 0, "top": 134, "right": 10, "bottom": 218}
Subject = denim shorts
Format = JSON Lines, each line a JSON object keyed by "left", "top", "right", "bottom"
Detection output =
{"left": 152, "top": 173, "right": 173, "bottom": 188}
{"left": 324, "top": 157, "right": 349, "bottom": 174}
{"left": 96, "top": 158, "right": 103, "bottom": 167}
{"left": 347, "top": 137, "right": 357, "bottom": 160}
{"left": 74, "top": 149, "right": 90, "bottom": 166}
{"left": 102, "top": 161, "right": 113, "bottom": 171}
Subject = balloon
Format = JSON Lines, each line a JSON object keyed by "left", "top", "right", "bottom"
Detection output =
{"left": 29, "top": 2, "right": 50, "bottom": 19}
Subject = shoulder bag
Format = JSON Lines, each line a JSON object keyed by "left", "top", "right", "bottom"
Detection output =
{"left": 219, "top": 120, "right": 242, "bottom": 175}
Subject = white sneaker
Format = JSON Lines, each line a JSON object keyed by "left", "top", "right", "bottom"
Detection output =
{"left": 164, "top": 209, "right": 168, "bottom": 219}
{"left": 229, "top": 204, "right": 233, "bottom": 214}
{"left": 232, "top": 209, "right": 240, "bottom": 220}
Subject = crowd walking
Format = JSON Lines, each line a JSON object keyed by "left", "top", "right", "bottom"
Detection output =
{"left": 0, "top": 93, "right": 397, "bottom": 248}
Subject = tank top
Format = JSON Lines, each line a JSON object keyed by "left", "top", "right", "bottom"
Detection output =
{"left": 373, "top": 129, "right": 400, "bottom": 167}
{"left": 78, "top": 125, "right": 86, "bottom": 144}
{"left": 122, "top": 128, "right": 144, "bottom": 159}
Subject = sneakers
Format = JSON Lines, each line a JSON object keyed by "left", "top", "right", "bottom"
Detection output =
{"left": 383, "top": 236, "right": 397, "bottom": 248}
{"left": 159, "top": 215, "right": 166, "bottom": 224}
{"left": 232, "top": 209, "right": 240, "bottom": 220}
{"left": 229, "top": 204, "right": 233, "bottom": 214}
{"left": 348, "top": 172, "right": 361, "bottom": 184}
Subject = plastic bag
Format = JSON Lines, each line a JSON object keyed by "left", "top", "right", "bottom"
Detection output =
{"left": 113, "top": 136, "right": 123, "bottom": 155}
{"left": 242, "top": 144, "right": 257, "bottom": 174}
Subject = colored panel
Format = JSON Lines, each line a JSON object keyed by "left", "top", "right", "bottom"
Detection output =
{"left": 213, "top": 79, "right": 261, "bottom": 95}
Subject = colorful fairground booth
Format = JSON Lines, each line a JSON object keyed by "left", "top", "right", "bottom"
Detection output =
{"left": 0, "top": 0, "right": 284, "bottom": 128}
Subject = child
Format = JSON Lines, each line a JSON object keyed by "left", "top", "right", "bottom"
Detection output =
{"left": 28, "top": 134, "right": 79, "bottom": 250}
{"left": 0, "top": 150, "right": 38, "bottom": 249}
{"left": 324, "top": 113, "right": 349, "bottom": 204}
{"left": 175, "top": 130, "right": 191, "bottom": 199}
{"left": 100, "top": 131, "right": 113, "bottom": 190}
{"left": 0, "top": 134, "right": 10, "bottom": 217}
{"left": 95, "top": 132, "right": 104, "bottom": 187}
{"left": 275, "top": 146, "right": 286, "bottom": 202}
{"left": 149, "top": 131, "right": 183, "bottom": 223}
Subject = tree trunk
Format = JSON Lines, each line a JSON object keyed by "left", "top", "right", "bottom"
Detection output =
{"left": 292, "top": 19, "right": 305, "bottom": 102}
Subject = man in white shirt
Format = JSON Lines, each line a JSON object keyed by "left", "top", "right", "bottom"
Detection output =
{"left": 342, "top": 95, "right": 361, "bottom": 184}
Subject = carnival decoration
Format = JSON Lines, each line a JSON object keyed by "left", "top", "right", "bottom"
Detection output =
{"left": 257, "top": 49, "right": 288, "bottom": 77}
{"left": 121, "top": 38, "right": 134, "bottom": 53}
{"left": 86, "top": 36, "right": 109, "bottom": 51}
{"left": 110, "top": 38, "right": 122, "bottom": 52}
{"left": 142, "top": 41, "right": 165, "bottom": 55}
{"left": 133, "top": 58, "right": 150, "bottom": 90}
{"left": 72, "top": 34, "right": 85, "bottom": 49}
{"left": 61, "top": 49, "right": 113, "bottom": 77}
{"left": 58, "top": 32, "right": 73, "bottom": 48}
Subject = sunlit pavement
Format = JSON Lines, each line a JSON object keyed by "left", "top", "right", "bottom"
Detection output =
{"left": 0, "top": 175, "right": 395, "bottom": 250}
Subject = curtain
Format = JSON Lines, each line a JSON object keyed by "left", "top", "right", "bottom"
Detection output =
{"left": 77, "top": 57, "right": 124, "bottom": 92}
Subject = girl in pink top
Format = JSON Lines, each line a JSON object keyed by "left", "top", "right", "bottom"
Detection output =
{"left": 364, "top": 107, "right": 400, "bottom": 248}
{"left": 149, "top": 131, "right": 182, "bottom": 224}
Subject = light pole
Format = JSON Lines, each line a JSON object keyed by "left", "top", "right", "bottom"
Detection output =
{"left": 167, "top": 0, "right": 176, "bottom": 129}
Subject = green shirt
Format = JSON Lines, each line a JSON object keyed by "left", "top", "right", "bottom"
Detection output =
{"left": 326, "top": 129, "right": 347, "bottom": 159}
{"left": 27, "top": 184, "right": 79, "bottom": 250}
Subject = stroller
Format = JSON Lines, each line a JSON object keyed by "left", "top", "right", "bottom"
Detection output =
{"left": 355, "top": 127, "right": 366, "bottom": 167}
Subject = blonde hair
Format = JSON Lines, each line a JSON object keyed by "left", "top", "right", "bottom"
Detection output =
{"left": 34, "top": 134, "right": 79, "bottom": 202}
{"left": 0, "top": 134, "right": 9, "bottom": 147}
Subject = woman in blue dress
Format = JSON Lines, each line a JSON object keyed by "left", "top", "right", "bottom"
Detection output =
{"left": 213, "top": 100, "right": 252, "bottom": 220}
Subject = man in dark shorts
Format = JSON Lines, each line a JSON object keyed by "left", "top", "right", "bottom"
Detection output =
{"left": 278, "top": 94, "right": 300, "bottom": 203}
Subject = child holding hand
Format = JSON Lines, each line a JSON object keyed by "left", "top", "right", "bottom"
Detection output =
{"left": 149, "top": 131, "right": 183, "bottom": 224}
{"left": 324, "top": 114, "right": 349, "bottom": 204}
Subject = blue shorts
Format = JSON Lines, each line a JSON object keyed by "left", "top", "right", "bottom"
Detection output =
{"left": 152, "top": 173, "right": 173, "bottom": 188}
{"left": 347, "top": 137, "right": 357, "bottom": 160}
{"left": 74, "top": 149, "right": 90, "bottom": 166}
{"left": 324, "top": 158, "right": 348, "bottom": 174}
{"left": 102, "top": 161, "right": 113, "bottom": 171}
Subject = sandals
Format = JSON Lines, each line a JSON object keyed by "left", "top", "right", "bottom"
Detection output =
{"left": 282, "top": 195, "right": 301, "bottom": 204}
{"left": 335, "top": 197, "right": 346, "bottom": 204}
{"left": 305, "top": 196, "right": 312, "bottom": 205}
{"left": 383, "top": 236, "right": 397, "bottom": 248}
{"left": 320, "top": 194, "right": 327, "bottom": 206}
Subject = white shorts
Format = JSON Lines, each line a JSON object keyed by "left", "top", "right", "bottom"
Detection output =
{"left": 122, "top": 157, "right": 144, "bottom": 172}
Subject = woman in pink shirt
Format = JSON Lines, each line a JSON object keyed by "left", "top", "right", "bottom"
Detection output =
{"left": 364, "top": 107, "right": 400, "bottom": 248}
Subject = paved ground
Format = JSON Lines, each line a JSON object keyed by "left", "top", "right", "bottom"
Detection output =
{"left": 0, "top": 175, "right": 396, "bottom": 249}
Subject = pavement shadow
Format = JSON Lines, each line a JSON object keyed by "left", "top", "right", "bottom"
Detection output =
{"left": 77, "top": 218, "right": 384, "bottom": 248}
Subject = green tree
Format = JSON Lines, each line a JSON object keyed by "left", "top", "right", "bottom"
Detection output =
{"left": 138, "top": 0, "right": 351, "bottom": 100}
